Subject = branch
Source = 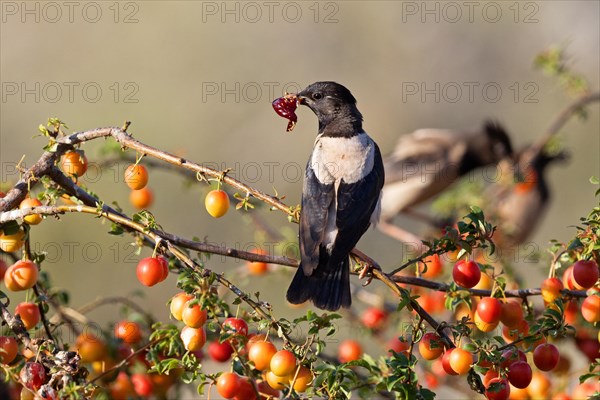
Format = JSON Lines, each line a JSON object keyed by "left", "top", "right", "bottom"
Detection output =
{"left": 76, "top": 296, "right": 155, "bottom": 327}
{"left": 0, "top": 126, "right": 293, "bottom": 218}
{"left": 2, "top": 203, "right": 297, "bottom": 344}
{"left": 391, "top": 275, "right": 587, "bottom": 299}
{"left": 90, "top": 338, "right": 160, "bottom": 384}
{"left": 0, "top": 295, "right": 32, "bottom": 348}
{"left": 1, "top": 122, "right": 589, "bottom": 357}
{"left": 531, "top": 90, "right": 600, "bottom": 156}
{"left": 107, "top": 128, "right": 294, "bottom": 216}
{"left": 4, "top": 206, "right": 588, "bottom": 306}
{"left": 356, "top": 254, "right": 454, "bottom": 348}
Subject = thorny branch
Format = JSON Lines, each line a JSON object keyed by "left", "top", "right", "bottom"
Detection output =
{"left": 1, "top": 126, "right": 452, "bottom": 341}
{"left": 0, "top": 114, "right": 596, "bottom": 397}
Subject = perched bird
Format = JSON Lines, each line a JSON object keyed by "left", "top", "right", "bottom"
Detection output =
{"left": 378, "top": 121, "right": 513, "bottom": 245}
{"left": 491, "top": 147, "right": 568, "bottom": 246}
{"left": 285, "top": 82, "right": 385, "bottom": 311}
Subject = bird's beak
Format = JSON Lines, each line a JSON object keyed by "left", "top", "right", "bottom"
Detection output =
{"left": 296, "top": 94, "right": 307, "bottom": 105}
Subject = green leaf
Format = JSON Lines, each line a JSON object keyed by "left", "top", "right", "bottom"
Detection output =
{"left": 419, "top": 387, "right": 437, "bottom": 400}
{"left": 0, "top": 221, "right": 21, "bottom": 235}
{"left": 43, "top": 141, "right": 58, "bottom": 152}
{"left": 579, "top": 372, "right": 597, "bottom": 383}
{"left": 464, "top": 343, "right": 478, "bottom": 352}
{"left": 38, "top": 124, "right": 49, "bottom": 136}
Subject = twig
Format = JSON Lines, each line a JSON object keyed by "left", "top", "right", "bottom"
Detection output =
{"left": 406, "top": 316, "right": 423, "bottom": 384}
{"left": 388, "top": 252, "right": 432, "bottom": 276}
{"left": 0, "top": 295, "right": 31, "bottom": 348}
{"left": 32, "top": 285, "right": 56, "bottom": 342}
{"left": 89, "top": 338, "right": 160, "bottom": 383}
{"left": 76, "top": 296, "right": 155, "bottom": 327}
{"left": 531, "top": 91, "right": 600, "bottom": 156}
{"left": 496, "top": 326, "right": 554, "bottom": 352}
{"left": 286, "top": 335, "right": 315, "bottom": 399}
{"left": 390, "top": 275, "right": 587, "bottom": 299}
{"left": 21, "top": 235, "right": 56, "bottom": 343}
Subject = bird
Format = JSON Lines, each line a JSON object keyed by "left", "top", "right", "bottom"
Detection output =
{"left": 378, "top": 121, "right": 513, "bottom": 245}
{"left": 490, "top": 146, "right": 568, "bottom": 247}
{"left": 285, "top": 82, "right": 385, "bottom": 311}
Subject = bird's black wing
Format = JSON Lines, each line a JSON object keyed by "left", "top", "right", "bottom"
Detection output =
{"left": 299, "top": 159, "right": 335, "bottom": 275}
{"left": 331, "top": 143, "right": 385, "bottom": 262}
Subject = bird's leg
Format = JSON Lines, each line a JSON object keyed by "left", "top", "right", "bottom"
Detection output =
{"left": 377, "top": 220, "right": 428, "bottom": 255}
{"left": 351, "top": 248, "right": 382, "bottom": 286}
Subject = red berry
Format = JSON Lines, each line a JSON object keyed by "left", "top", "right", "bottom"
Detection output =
{"left": 338, "top": 339, "right": 362, "bottom": 363}
{"left": 222, "top": 317, "right": 249, "bottom": 337}
{"left": 452, "top": 260, "right": 481, "bottom": 288}
{"left": 533, "top": 343, "right": 559, "bottom": 371}
{"left": 476, "top": 297, "right": 502, "bottom": 324}
{"left": 361, "top": 307, "right": 387, "bottom": 330}
{"left": 157, "top": 256, "right": 169, "bottom": 282}
{"left": 131, "top": 373, "right": 153, "bottom": 397}
{"left": 572, "top": 260, "right": 599, "bottom": 290}
{"left": 418, "top": 332, "right": 444, "bottom": 360}
{"left": 136, "top": 257, "right": 164, "bottom": 287}
{"left": 272, "top": 94, "right": 298, "bottom": 132}
{"left": 234, "top": 377, "right": 256, "bottom": 400}
{"left": 507, "top": 361, "right": 532, "bottom": 389}
{"left": 563, "top": 266, "right": 576, "bottom": 290}
{"left": 485, "top": 377, "right": 510, "bottom": 400}
{"left": 216, "top": 372, "right": 240, "bottom": 399}
{"left": 441, "top": 348, "right": 458, "bottom": 375}
{"left": 207, "top": 340, "right": 234, "bottom": 362}
{"left": 387, "top": 337, "right": 409, "bottom": 356}
{"left": 499, "top": 348, "right": 526, "bottom": 369}
{"left": 19, "top": 362, "right": 47, "bottom": 391}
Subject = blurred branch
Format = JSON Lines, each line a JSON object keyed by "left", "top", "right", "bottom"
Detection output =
{"left": 531, "top": 90, "right": 600, "bottom": 156}
{"left": 75, "top": 296, "right": 155, "bottom": 327}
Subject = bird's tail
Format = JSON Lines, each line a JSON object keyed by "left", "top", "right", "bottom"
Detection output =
{"left": 286, "top": 257, "right": 351, "bottom": 312}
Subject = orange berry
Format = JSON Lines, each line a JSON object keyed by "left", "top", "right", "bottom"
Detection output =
{"left": 124, "top": 164, "right": 149, "bottom": 190}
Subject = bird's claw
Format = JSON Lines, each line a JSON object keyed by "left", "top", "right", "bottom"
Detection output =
{"left": 358, "top": 262, "right": 380, "bottom": 286}
{"left": 361, "top": 275, "right": 373, "bottom": 286}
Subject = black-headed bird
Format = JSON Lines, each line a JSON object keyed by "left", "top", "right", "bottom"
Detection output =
{"left": 285, "top": 82, "right": 385, "bottom": 311}
{"left": 378, "top": 121, "right": 513, "bottom": 245}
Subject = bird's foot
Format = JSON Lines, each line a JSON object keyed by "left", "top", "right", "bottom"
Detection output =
{"left": 351, "top": 249, "right": 382, "bottom": 286}
{"left": 358, "top": 264, "right": 374, "bottom": 286}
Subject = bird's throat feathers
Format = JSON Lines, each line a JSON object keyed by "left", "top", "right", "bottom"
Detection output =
{"left": 317, "top": 104, "right": 363, "bottom": 138}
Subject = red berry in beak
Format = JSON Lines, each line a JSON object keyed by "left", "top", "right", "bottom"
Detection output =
{"left": 272, "top": 93, "right": 298, "bottom": 132}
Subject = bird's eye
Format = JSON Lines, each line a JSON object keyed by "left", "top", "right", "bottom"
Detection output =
{"left": 312, "top": 92, "right": 323, "bottom": 100}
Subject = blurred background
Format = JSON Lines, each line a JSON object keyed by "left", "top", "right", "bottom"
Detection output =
{"left": 1, "top": 1, "right": 599, "bottom": 398}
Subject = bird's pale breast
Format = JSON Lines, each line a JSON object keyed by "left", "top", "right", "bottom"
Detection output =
{"left": 310, "top": 132, "right": 375, "bottom": 185}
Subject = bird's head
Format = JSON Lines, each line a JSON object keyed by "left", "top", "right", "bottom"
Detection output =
{"left": 483, "top": 120, "right": 514, "bottom": 163}
{"left": 297, "top": 81, "right": 363, "bottom": 134}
